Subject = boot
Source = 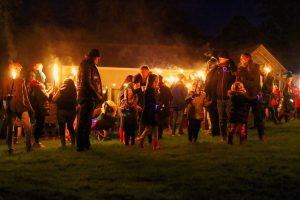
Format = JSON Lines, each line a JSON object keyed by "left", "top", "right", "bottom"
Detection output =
{"left": 152, "top": 139, "right": 160, "bottom": 150}
{"left": 26, "top": 142, "right": 32, "bottom": 152}
{"left": 119, "top": 128, "right": 124, "bottom": 143}
{"left": 60, "top": 135, "right": 66, "bottom": 147}
{"left": 137, "top": 136, "right": 144, "bottom": 148}
{"left": 228, "top": 135, "right": 233, "bottom": 145}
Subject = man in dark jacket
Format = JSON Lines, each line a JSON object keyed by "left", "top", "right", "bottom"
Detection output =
{"left": 216, "top": 51, "right": 237, "bottom": 141}
{"left": 171, "top": 73, "right": 188, "bottom": 136}
{"left": 157, "top": 75, "right": 172, "bottom": 139}
{"left": 237, "top": 53, "right": 264, "bottom": 140}
{"left": 204, "top": 57, "right": 220, "bottom": 136}
{"left": 76, "top": 49, "right": 103, "bottom": 151}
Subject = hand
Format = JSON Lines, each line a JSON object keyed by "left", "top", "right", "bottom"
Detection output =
{"left": 136, "top": 105, "right": 142, "bottom": 112}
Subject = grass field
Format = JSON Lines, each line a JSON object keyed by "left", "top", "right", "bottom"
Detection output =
{"left": 0, "top": 121, "right": 300, "bottom": 200}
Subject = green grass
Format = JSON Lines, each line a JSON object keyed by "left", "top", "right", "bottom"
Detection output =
{"left": 0, "top": 121, "right": 300, "bottom": 200}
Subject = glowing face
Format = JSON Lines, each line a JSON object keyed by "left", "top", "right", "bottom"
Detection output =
{"left": 141, "top": 69, "right": 149, "bottom": 79}
{"left": 240, "top": 55, "right": 250, "bottom": 65}
{"left": 127, "top": 89, "right": 134, "bottom": 99}
{"left": 94, "top": 57, "right": 101, "bottom": 65}
{"left": 153, "top": 77, "right": 159, "bottom": 88}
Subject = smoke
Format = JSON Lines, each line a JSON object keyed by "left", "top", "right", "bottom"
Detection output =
{"left": 0, "top": 0, "right": 19, "bottom": 62}
{"left": 2, "top": 0, "right": 212, "bottom": 74}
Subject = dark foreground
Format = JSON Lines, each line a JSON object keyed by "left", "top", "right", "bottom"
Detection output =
{"left": 0, "top": 121, "right": 299, "bottom": 200}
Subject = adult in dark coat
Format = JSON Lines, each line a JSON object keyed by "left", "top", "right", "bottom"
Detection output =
{"left": 76, "top": 49, "right": 103, "bottom": 152}
{"left": 170, "top": 74, "right": 188, "bottom": 136}
{"left": 138, "top": 74, "right": 160, "bottom": 150}
{"left": 215, "top": 50, "right": 237, "bottom": 141}
{"left": 262, "top": 74, "right": 279, "bottom": 124}
{"left": 204, "top": 57, "right": 220, "bottom": 136}
{"left": 157, "top": 75, "right": 172, "bottom": 139}
{"left": 53, "top": 78, "right": 77, "bottom": 146}
{"left": 237, "top": 53, "right": 264, "bottom": 140}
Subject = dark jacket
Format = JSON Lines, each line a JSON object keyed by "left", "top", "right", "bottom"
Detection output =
{"left": 229, "top": 92, "right": 253, "bottom": 123}
{"left": 262, "top": 75, "right": 274, "bottom": 107}
{"left": 77, "top": 58, "right": 102, "bottom": 104}
{"left": 28, "top": 81, "right": 49, "bottom": 116}
{"left": 216, "top": 60, "right": 237, "bottom": 100}
{"left": 157, "top": 84, "right": 172, "bottom": 119}
{"left": 120, "top": 98, "right": 138, "bottom": 128}
{"left": 53, "top": 80, "right": 77, "bottom": 111}
{"left": 205, "top": 66, "right": 219, "bottom": 101}
{"left": 237, "top": 62, "right": 261, "bottom": 98}
{"left": 0, "top": 77, "right": 33, "bottom": 113}
{"left": 171, "top": 81, "right": 188, "bottom": 110}
{"left": 141, "top": 87, "right": 158, "bottom": 126}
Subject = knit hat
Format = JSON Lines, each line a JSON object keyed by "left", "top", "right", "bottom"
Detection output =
{"left": 88, "top": 49, "right": 101, "bottom": 58}
{"left": 218, "top": 50, "right": 230, "bottom": 59}
{"left": 286, "top": 71, "right": 293, "bottom": 78}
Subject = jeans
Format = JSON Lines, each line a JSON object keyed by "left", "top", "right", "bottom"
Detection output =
{"left": 7, "top": 111, "right": 32, "bottom": 150}
{"left": 33, "top": 114, "right": 45, "bottom": 143}
{"left": 206, "top": 101, "right": 220, "bottom": 136}
{"left": 188, "top": 118, "right": 202, "bottom": 142}
{"left": 76, "top": 101, "right": 96, "bottom": 150}
{"left": 217, "top": 99, "right": 231, "bottom": 139}
{"left": 171, "top": 109, "right": 184, "bottom": 135}
{"left": 58, "top": 109, "right": 76, "bottom": 146}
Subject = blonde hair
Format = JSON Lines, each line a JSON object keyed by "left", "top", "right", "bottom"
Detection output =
{"left": 230, "top": 81, "right": 246, "bottom": 94}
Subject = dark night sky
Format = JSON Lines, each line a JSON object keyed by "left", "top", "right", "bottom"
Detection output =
{"left": 183, "top": 0, "right": 261, "bottom": 35}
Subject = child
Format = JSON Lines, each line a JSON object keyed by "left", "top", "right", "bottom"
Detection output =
{"left": 52, "top": 78, "right": 77, "bottom": 147}
{"left": 228, "top": 81, "right": 254, "bottom": 144}
{"left": 119, "top": 86, "right": 141, "bottom": 146}
{"left": 137, "top": 73, "right": 160, "bottom": 150}
{"left": 185, "top": 79, "right": 206, "bottom": 143}
{"left": 92, "top": 100, "right": 117, "bottom": 141}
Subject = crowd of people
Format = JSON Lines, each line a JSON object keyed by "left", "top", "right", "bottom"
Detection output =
{"left": 0, "top": 48, "right": 299, "bottom": 153}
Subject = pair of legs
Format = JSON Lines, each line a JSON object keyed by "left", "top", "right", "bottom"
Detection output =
{"left": 217, "top": 100, "right": 231, "bottom": 141}
{"left": 187, "top": 118, "right": 202, "bottom": 142}
{"left": 171, "top": 109, "right": 184, "bottom": 135}
{"left": 247, "top": 101, "right": 265, "bottom": 140}
{"left": 7, "top": 111, "right": 32, "bottom": 152}
{"left": 206, "top": 101, "right": 220, "bottom": 136}
{"left": 123, "top": 125, "right": 136, "bottom": 146}
{"left": 76, "top": 101, "right": 96, "bottom": 151}
{"left": 58, "top": 110, "right": 76, "bottom": 146}
{"left": 138, "top": 125, "right": 159, "bottom": 150}
{"left": 228, "top": 123, "right": 246, "bottom": 144}
{"left": 32, "top": 113, "right": 45, "bottom": 146}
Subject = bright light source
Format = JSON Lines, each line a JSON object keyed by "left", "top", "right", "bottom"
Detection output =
{"left": 155, "top": 68, "right": 163, "bottom": 74}
{"left": 72, "top": 67, "right": 77, "bottom": 76}
{"left": 12, "top": 69, "right": 16, "bottom": 80}
{"left": 264, "top": 66, "right": 271, "bottom": 74}
{"left": 112, "top": 83, "right": 116, "bottom": 87}
{"left": 123, "top": 83, "right": 128, "bottom": 87}
{"left": 186, "top": 83, "right": 192, "bottom": 89}
{"left": 196, "top": 70, "right": 206, "bottom": 81}
{"left": 53, "top": 64, "right": 59, "bottom": 83}
{"left": 179, "top": 69, "right": 184, "bottom": 73}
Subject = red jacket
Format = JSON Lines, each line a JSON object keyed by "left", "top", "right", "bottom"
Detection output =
{"left": 293, "top": 89, "right": 300, "bottom": 108}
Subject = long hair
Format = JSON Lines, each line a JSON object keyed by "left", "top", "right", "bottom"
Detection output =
{"left": 145, "top": 73, "right": 158, "bottom": 89}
